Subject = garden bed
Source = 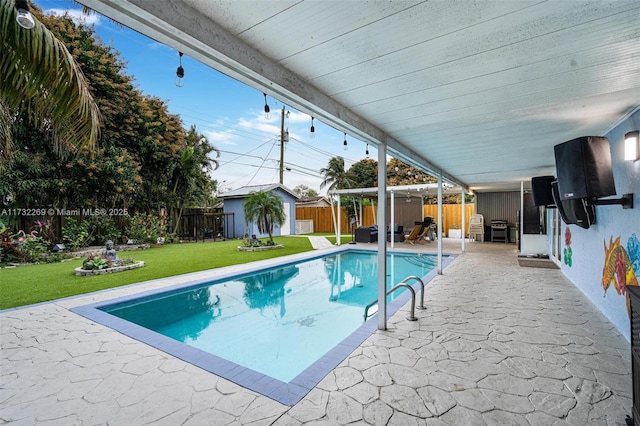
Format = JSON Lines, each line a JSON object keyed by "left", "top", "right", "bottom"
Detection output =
{"left": 237, "top": 244, "right": 284, "bottom": 252}
{"left": 74, "top": 261, "right": 145, "bottom": 276}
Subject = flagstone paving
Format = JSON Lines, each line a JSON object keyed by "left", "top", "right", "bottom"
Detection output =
{"left": 0, "top": 240, "right": 632, "bottom": 425}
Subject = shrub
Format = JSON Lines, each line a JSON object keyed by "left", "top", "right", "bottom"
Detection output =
{"left": 62, "top": 218, "right": 90, "bottom": 251}
{"left": 126, "top": 212, "right": 166, "bottom": 244}
{"left": 14, "top": 236, "right": 48, "bottom": 263}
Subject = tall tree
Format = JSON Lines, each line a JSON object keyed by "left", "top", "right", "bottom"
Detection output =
{"left": 243, "top": 191, "right": 285, "bottom": 244}
{"left": 0, "top": 0, "right": 100, "bottom": 166}
{"left": 293, "top": 184, "right": 318, "bottom": 198}
{"left": 346, "top": 158, "right": 377, "bottom": 189}
{"left": 320, "top": 156, "right": 356, "bottom": 191}
{"left": 170, "top": 125, "right": 220, "bottom": 233}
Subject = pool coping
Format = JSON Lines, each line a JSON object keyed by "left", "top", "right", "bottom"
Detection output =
{"left": 70, "top": 248, "right": 456, "bottom": 406}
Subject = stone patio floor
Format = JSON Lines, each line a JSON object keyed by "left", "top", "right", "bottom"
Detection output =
{"left": 0, "top": 239, "right": 632, "bottom": 425}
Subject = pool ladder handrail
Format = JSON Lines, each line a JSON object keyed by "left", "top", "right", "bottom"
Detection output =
{"left": 363, "top": 275, "right": 426, "bottom": 322}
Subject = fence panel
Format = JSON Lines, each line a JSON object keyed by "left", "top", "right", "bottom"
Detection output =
{"left": 423, "top": 204, "right": 475, "bottom": 235}
{"left": 295, "top": 204, "right": 475, "bottom": 235}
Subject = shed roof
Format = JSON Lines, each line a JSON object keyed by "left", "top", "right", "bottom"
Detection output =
{"left": 219, "top": 183, "right": 300, "bottom": 200}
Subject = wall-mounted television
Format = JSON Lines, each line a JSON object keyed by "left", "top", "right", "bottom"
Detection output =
{"left": 554, "top": 136, "right": 616, "bottom": 201}
{"left": 551, "top": 181, "right": 595, "bottom": 229}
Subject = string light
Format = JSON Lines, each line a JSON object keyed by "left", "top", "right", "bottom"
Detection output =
{"left": 175, "top": 52, "right": 185, "bottom": 87}
{"left": 365, "top": 144, "right": 369, "bottom": 157}
{"left": 15, "top": 0, "right": 35, "bottom": 29}
{"left": 310, "top": 117, "right": 315, "bottom": 139}
{"left": 343, "top": 133, "right": 348, "bottom": 150}
{"left": 263, "top": 93, "right": 271, "bottom": 120}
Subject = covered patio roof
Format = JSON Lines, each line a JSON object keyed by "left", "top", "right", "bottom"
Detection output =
{"left": 329, "top": 183, "right": 464, "bottom": 199}
{"left": 78, "top": 0, "right": 640, "bottom": 192}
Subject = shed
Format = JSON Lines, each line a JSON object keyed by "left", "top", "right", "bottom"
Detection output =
{"left": 219, "top": 184, "right": 299, "bottom": 239}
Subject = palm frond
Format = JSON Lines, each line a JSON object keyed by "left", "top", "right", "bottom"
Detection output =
{"left": 0, "top": 0, "right": 101, "bottom": 161}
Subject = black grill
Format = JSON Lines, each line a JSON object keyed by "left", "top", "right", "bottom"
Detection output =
{"left": 491, "top": 220, "right": 508, "bottom": 243}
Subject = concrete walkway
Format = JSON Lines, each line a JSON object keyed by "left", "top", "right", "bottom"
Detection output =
{"left": 0, "top": 240, "right": 632, "bottom": 425}
{"left": 306, "top": 235, "right": 335, "bottom": 250}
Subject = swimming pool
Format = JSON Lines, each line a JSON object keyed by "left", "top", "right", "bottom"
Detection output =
{"left": 73, "top": 249, "right": 453, "bottom": 405}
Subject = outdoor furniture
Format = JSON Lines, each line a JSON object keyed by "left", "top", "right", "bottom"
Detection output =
{"left": 468, "top": 214, "right": 484, "bottom": 242}
{"left": 387, "top": 224, "right": 404, "bottom": 242}
{"left": 355, "top": 226, "right": 378, "bottom": 243}
{"left": 405, "top": 226, "right": 430, "bottom": 245}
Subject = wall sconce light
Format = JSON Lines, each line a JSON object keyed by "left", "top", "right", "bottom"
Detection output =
{"left": 625, "top": 131, "right": 639, "bottom": 161}
{"left": 343, "top": 133, "right": 348, "bottom": 150}
{"left": 15, "top": 0, "right": 35, "bottom": 29}
{"left": 310, "top": 117, "right": 315, "bottom": 139}
{"left": 263, "top": 93, "right": 271, "bottom": 120}
{"left": 175, "top": 52, "right": 185, "bottom": 87}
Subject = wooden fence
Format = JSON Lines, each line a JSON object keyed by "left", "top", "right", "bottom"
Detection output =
{"left": 296, "top": 204, "right": 475, "bottom": 235}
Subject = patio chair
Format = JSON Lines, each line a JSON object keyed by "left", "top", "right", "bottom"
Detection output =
{"left": 468, "top": 214, "right": 484, "bottom": 242}
{"left": 405, "top": 225, "right": 431, "bottom": 245}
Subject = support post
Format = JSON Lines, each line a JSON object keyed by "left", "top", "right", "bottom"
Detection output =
{"left": 377, "top": 142, "right": 387, "bottom": 330}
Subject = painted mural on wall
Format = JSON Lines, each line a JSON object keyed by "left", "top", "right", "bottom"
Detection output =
{"left": 602, "top": 234, "right": 640, "bottom": 315}
{"left": 564, "top": 227, "right": 572, "bottom": 267}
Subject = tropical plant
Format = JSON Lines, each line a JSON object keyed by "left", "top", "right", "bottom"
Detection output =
{"left": 321, "top": 156, "right": 358, "bottom": 231}
{"left": 243, "top": 191, "right": 285, "bottom": 245}
{"left": 170, "top": 125, "right": 220, "bottom": 233}
{"left": 126, "top": 212, "right": 166, "bottom": 244}
{"left": 62, "top": 217, "right": 89, "bottom": 251}
{"left": 0, "top": 0, "right": 100, "bottom": 167}
{"left": 320, "top": 156, "right": 356, "bottom": 192}
{"left": 82, "top": 255, "right": 109, "bottom": 270}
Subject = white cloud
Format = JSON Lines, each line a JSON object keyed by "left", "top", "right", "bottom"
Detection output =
{"left": 203, "top": 129, "right": 238, "bottom": 146}
{"left": 45, "top": 8, "right": 101, "bottom": 26}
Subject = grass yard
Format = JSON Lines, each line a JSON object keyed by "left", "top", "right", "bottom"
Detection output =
{"left": 0, "top": 236, "right": 320, "bottom": 310}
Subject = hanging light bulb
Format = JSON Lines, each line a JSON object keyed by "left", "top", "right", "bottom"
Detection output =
{"left": 175, "top": 52, "right": 185, "bottom": 87}
{"left": 15, "top": 0, "right": 35, "bottom": 29}
{"left": 365, "top": 144, "right": 369, "bottom": 157}
{"left": 343, "top": 133, "right": 348, "bottom": 150}
{"left": 263, "top": 93, "right": 271, "bottom": 120}
{"left": 310, "top": 117, "right": 315, "bottom": 139}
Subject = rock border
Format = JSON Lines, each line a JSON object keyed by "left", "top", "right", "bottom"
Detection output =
{"left": 237, "top": 244, "right": 284, "bottom": 252}
{"left": 74, "top": 261, "right": 145, "bottom": 276}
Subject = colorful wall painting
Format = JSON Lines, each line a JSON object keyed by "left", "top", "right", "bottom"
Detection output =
{"left": 602, "top": 234, "right": 640, "bottom": 316}
{"left": 564, "top": 227, "right": 572, "bottom": 267}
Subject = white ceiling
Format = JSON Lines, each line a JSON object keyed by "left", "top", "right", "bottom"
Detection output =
{"left": 79, "top": 0, "right": 640, "bottom": 192}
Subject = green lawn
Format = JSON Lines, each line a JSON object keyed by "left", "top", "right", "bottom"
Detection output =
{"left": 0, "top": 236, "right": 319, "bottom": 310}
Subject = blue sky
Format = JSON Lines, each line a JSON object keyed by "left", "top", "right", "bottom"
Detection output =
{"left": 34, "top": 0, "right": 376, "bottom": 195}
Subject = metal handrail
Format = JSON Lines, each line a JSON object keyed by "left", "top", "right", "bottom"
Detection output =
{"left": 364, "top": 280, "right": 423, "bottom": 322}
{"left": 398, "top": 275, "right": 425, "bottom": 310}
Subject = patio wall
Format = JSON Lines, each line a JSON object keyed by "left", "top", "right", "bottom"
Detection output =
{"left": 556, "top": 108, "right": 640, "bottom": 341}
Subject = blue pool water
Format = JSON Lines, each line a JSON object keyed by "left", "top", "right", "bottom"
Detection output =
{"left": 73, "top": 249, "right": 453, "bottom": 405}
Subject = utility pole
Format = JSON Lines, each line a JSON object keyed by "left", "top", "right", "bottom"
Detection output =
{"left": 279, "top": 106, "right": 287, "bottom": 184}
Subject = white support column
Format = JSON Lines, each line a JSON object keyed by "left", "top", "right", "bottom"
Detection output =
{"left": 377, "top": 142, "right": 388, "bottom": 330}
{"left": 390, "top": 190, "right": 395, "bottom": 249}
{"left": 337, "top": 196, "right": 341, "bottom": 246}
{"left": 437, "top": 175, "right": 443, "bottom": 274}
{"left": 461, "top": 187, "right": 466, "bottom": 252}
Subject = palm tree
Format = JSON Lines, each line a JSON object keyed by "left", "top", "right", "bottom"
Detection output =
{"left": 243, "top": 191, "right": 285, "bottom": 245}
{"left": 0, "top": 0, "right": 101, "bottom": 167}
{"left": 170, "top": 126, "right": 220, "bottom": 234}
{"left": 320, "top": 156, "right": 357, "bottom": 232}
{"left": 320, "top": 156, "right": 356, "bottom": 191}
